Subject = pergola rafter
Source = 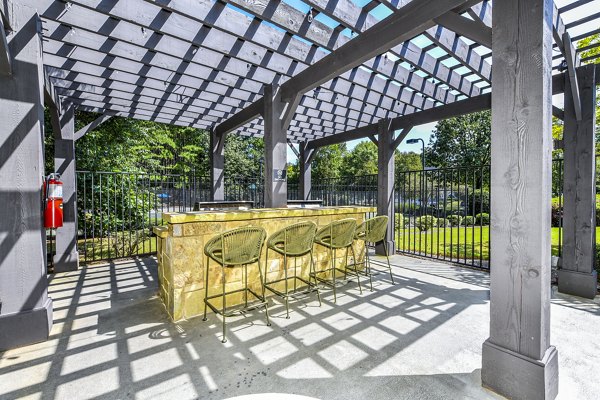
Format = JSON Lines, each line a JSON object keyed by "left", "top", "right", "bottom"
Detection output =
{"left": 40, "top": 0, "right": 430, "bottom": 136}
{"left": 28, "top": 0, "right": 597, "bottom": 143}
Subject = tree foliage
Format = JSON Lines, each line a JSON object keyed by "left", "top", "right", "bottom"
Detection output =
{"left": 44, "top": 110, "right": 264, "bottom": 179}
{"left": 311, "top": 143, "right": 347, "bottom": 180}
{"left": 342, "top": 141, "right": 378, "bottom": 176}
{"left": 425, "top": 110, "right": 491, "bottom": 168}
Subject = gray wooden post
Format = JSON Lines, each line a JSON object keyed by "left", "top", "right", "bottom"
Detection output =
{"left": 210, "top": 129, "right": 225, "bottom": 201}
{"left": 0, "top": 4, "right": 53, "bottom": 350}
{"left": 263, "top": 84, "right": 289, "bottom": 208}
{"left": 482, "top": 0, "right": 559, "bottom": 399}
{"left": 559, "top": 64, "right": 597, "bottom": 299}
{"left": 51, "top": 104, "right": 79, "bottom": 272}
{"left": 299, "top": 141, "right": 311, "bottom": 201}
{"left": 376, "top": 118, "right": 395, "bottom": 255}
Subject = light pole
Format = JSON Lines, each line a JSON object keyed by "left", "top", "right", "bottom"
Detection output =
{"left": 406, "top": 138, "right": 425, "bottom": 169}
{"left": 407, "top": 138, "right": 426, "bottom": 216}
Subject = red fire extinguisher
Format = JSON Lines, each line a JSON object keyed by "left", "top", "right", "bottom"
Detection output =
{"left": 44, "top": 173, "right": 64, "bottom": 229}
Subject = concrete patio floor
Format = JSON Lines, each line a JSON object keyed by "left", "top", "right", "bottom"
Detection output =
{"left": 1, "top": 254, "right": 599, "bottom": 400}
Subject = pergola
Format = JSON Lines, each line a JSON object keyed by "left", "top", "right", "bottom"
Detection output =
{"left": 1, "top": 0, "right": 599, "bottom": 398}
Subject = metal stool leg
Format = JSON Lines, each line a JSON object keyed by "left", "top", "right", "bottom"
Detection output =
{"left": 348, "top": 246, "right": 362, "bottom": 294}
{"left": 257, "top": 258, "right": 271, "bottom": 327}
{"left": 284, "top": 253, "right": 290, "bottom": 319}
{"left": 383, "top": 241, "right": 395, "bottom": 284}
{"left": 244, "top": 264, "right": 249, "bottom": 308}
{"left": 203, "top": 256, "right": 210, "bottom": 321}
{"left": 332, "top": 247, "right": 337, "bottom": 303}
{"left": 364, "top": 242, "right": 373, "bottom": 291}
{"left": 221, "top": 266, "right": 227, "bottom": 343}
{"left": 310, "top": 250, "right": 322, "bottom": 306}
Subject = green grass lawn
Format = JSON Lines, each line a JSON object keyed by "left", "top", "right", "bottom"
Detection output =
{"left": 396, "top": 226, "right": 600, "bottom": 261}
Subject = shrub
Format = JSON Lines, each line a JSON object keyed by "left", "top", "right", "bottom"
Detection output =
{"left": 462, "top": 216, "right": 475, "bottom": 226}
{"left": 437, "top": 217, "right": 449, "bottom": 227}
{"left": 395, "top": 213, "right": 406, "bottom": 230}
{"left": 447, "top": 214, "right": 463, "bottom": 226}
{"left": 472, "top": 190, "right": 490, "bottom": 214}
{"left": 415, "top": 215, "right": 437, "bottom": 232}
{"left": 475, "top": 213, "right": 490, "bottom": 225}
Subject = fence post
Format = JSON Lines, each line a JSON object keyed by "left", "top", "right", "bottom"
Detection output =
{"left": 559, "top": 64, "right": 597, "bottom": 299}
{"left": 376, "top": 118, "right": 395, "bottom": 255}
{"left": 52, "top": 104, "right": 79, "bottom": 272}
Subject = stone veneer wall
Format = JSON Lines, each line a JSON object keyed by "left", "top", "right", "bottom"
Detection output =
{"left": 154, "top": 207, "right": 372, "bottom": 321}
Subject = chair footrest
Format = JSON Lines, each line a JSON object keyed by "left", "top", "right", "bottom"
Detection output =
{"left": 205, "top": 288, "right": 268, "bottom": 317}
{"left": 310, "top": 272, "right": 355, "bottom": 288}
{"left": 264, "top": 276, "right": 319, "bottom": 298}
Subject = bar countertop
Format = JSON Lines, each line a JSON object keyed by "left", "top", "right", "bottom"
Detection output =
{"left": 161, "top": 206, "right": 375, "bottom": 224}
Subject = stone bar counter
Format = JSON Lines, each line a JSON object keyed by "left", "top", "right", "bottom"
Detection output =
{"left": 153, "top": 206, "right": 374, "bottom": 321}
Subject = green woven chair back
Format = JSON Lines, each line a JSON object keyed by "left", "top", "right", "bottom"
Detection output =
{"left": 268, "top": 221, "right": 317, "bottom": 256}
{"left": 204, "top": 226, "right": 266, "bottom": 266}
{"left": 315, "top": 218, "right": 357, "bottom": 249}
{"left": 356, "top": 216, "right": 389, "bottom": 243}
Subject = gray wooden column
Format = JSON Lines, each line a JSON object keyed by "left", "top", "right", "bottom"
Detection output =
{"left": 0, "top": 4, "right": 53, "bottom": 350}
{"left": 210, "top": 129, "right": 225, "bottom": 201}
{"left": 263, "top": 84, "right": 290, "bottom": 208}
{"left": 482, "top": 0, "right": 558, "bottom": 398}
{"left": 51, "top": 104, "right": 79, "bottom": 273}
{"left": 299, "top": 141, "right": 312, "bottom": 201}
{"left": 376, "top": 118, "right": 395, "bottom": 255}
{"left": 559, "top": 64, "right": 597, "bottom": 299}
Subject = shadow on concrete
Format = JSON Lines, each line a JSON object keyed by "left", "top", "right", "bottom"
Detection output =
{"left": 0, "top": 255, "right": 502, "bottom": 400}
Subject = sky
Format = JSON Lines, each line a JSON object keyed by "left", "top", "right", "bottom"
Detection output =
{"left": 282, "top": 0, "right": 599, "bottom": 162}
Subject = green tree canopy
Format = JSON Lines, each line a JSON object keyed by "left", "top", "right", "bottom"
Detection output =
{"left": 45, "top": 110, "right": 265, "bottom": 178}
{"left": 311, "top": 143, "right": 348, "bottom": 180}
{"left": 425, "top": 110, "right": 491, "bottom": 168}
{"left": 342, "top": 141, "right": 378, "bottom": 176}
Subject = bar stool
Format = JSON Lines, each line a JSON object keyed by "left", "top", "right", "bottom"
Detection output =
{"left": 264, "top": 221, "right": 321, "bottom": 318}
{"left": 310, "top": 218, "right": 361, "bottom": 303}
{"left": 202, "top": 226, "right": 270, "bottom": 343}
{"left": 349, "top": 215, "right": 394, "bottom": 291}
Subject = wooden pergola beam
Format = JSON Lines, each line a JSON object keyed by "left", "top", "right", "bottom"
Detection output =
{"left": 563, "top": 31, "right": 582, "bottom": 120}
{"left": 280, "top": 0, "right": 468, "bottom": 99}
{"left": 42, "top": 0, "right": 430, "bottom": 132}
{"left": 218, "top": 0, "right": 469, "bottom": 136}
{"left": 0, "top": 16, "right": 11, "bottom": 76}
{"left": 307, "top": 93, "right": 491, "bottom": 150}
{"left": 305, "top": 64, "right": 600, "bottom": 150}
{"left": 74, "top": 112, "right": 115, "bottom": 141}
{"left": 41, "top": 7, "right": 424, "bottom": 132}
{"left": 434, "top": 11, "right": 492, "bottom": 48}
{"left": 301, "top": 0, "right": 478, "bottom": 97}
{"left": 225, "top": 0, "right": 458, "bottom": 104}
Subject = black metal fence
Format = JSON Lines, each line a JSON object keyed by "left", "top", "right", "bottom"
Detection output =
{"left": 76, "top": 171, "right": 270, "bottom": 262}
{"left": 395, "top": 166, "right": 491, "bottom": 269}
{"left": 73, "top": 157, "right": 596, "bottom": 268}
{"left": 311, "top": 175, "right": 378, "bottom": 206}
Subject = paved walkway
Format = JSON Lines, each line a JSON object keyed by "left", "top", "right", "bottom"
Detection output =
{"left": 1, "top": 254, "right": 599, "bottom": 400}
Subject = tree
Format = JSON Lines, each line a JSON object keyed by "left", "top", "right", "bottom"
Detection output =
{"left": 223, "top": 135, "right": 264, "bottom": 178}
{"left": 311, "top": 143, "right": 348, "bottom": 180}
{"left": 394, "top": 151, "right": 422, "bottom": 173}
{"left": 425, "top": 110, "right": 491, "bottom": 168}
{"left": 342, "top": 141, "right": 378, "bottom": 176}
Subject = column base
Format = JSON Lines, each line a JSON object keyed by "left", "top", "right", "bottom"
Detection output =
{"left": 557, "top": 269, "right": 598, "bottom": 299}
{"left": 375, "top": 240, "right": 395, "bottom": 256}
{"left": 482, "top": 339, "right": 558, "bottom": 400}
{"left": 0, "top": 297, "right": 53, "bottom": 351}
{"left": 53, "top": 251, "right": 80, "bottom": 273}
